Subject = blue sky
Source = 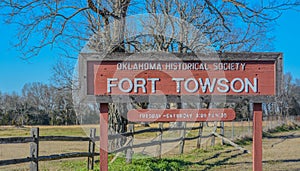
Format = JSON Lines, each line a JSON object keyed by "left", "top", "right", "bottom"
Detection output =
{"left": 274, "top": 10, "right": 300, "bottom": 77}
{"left": 0, "top": 10, "right": 300, "bottom": 94}
{"left": 0, "top": 23, "right": 59, "bottom": 94}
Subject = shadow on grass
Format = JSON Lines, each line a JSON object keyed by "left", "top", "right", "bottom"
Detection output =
{"left": 264, "top": 133, "right": 300, "bottom": 139}
{"left": 191, "top": 149, "right": 247, "bottom": 171}
{"left": 182, "top": 150, "right": 299, "bottom": 170}
{"left": 131, "top": 149, "right": 248, "bottom": 170}
{"left": 223, "top": 158, "right": 300, "bottom": 165}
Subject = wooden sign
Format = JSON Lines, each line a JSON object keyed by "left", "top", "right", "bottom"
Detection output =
{"left": 79, "top": 52, "right": 283, "bottom": 103}
{"left": 78, "top": 52, "right": 283, "bottom": 171}
{"left": 127, "top": 109, "right": 236, "bottom": 122}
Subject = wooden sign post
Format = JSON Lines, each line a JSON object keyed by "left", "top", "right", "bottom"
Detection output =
{"left": 99, "top": 103, "right": 109, "bottom": 171}
{"left": 253, "top": 103, "right": 263, "bottom": 170}
{"left": 79, "top": 52, "right": 282, "bottom": 171}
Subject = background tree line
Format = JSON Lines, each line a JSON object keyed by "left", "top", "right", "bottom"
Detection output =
{"left": 0, "top": 82, "right": 77, "bottom": 126}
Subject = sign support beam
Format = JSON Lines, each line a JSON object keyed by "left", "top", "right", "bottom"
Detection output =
{"left": 253, "top": 103, "right": 263, "bottom": 171}
{"left": 100, "top": 103, "right": 109, "bottom": 171}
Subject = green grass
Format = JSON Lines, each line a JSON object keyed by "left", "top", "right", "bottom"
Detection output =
{"left": 38, "top": 127, "right": 86, "bottom": 136}
{"left": 60, "top": 159, "right": 88, "bottom": 171}
{"left": 53, "top": 145, "right": 233, "bottom": 171}
{"left": 234, "top": 136, "right": 252, "bottom": 146}
{"left": 56, "top": 154, "right": 190, "bottom": 171}
{"left": 267, "top": 122, "right": 299, "bottom": 133}
{"left": 109, "top": 157, "right": 187, "bottom": 171}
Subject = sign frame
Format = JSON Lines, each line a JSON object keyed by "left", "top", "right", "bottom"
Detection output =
{"left": 78, "top": 52, "right": 283, "bottom": 104}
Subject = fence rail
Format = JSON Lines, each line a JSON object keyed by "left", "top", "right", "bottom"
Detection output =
{"left": 0, "top": 152, "right": 96, "bottom": 166}
{"left": 0, "top": 136, "right": 92, "bottom": 144}
{"left": 0, "top": 157, "right": 32, "bottom": 166}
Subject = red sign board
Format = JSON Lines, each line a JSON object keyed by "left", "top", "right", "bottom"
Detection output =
{"left": 88, "top": 60, "right": 276, "bottom": 96}
{"left": 127, "top": 108, "right": 235, "bottom": 122}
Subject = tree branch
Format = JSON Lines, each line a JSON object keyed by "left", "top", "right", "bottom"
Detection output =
{"left": 87, "top": 0, "right": 120, "bottom": 19}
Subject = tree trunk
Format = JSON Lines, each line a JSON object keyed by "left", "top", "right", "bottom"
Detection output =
{"left": 107, "top": 1, "right": 130, "bottom": 150}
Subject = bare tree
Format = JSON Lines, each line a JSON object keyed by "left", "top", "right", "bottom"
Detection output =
{"left": 294, "top": 79, "right": 300, "bottom": 102}
{"left": 0, "top": 83, "right": 78, "bottom": 125}
{"left": 0, "top": 92, "right": 23, "bottom": 125}
{"left": 280, "top": 73, "right": 300, "bottom": 117}
{"left": 22, "top": 82, "right": 53, "bottom": 111}
{"left": 0, "top": 0, "right": 131, "bottom": 59}
{"left": 51, "top": 59, "right": 75, "bottom": 90}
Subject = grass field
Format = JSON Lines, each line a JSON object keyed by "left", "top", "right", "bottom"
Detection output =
{"left": 0, "top": 123, "right": 299, "bottom": 170}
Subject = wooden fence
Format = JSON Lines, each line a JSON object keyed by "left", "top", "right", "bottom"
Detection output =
{"left": 0, "top": 128, "right": 97, "bottom": 170}
{"left": 0, "top": 123, "right": 248, "bottom": 170}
